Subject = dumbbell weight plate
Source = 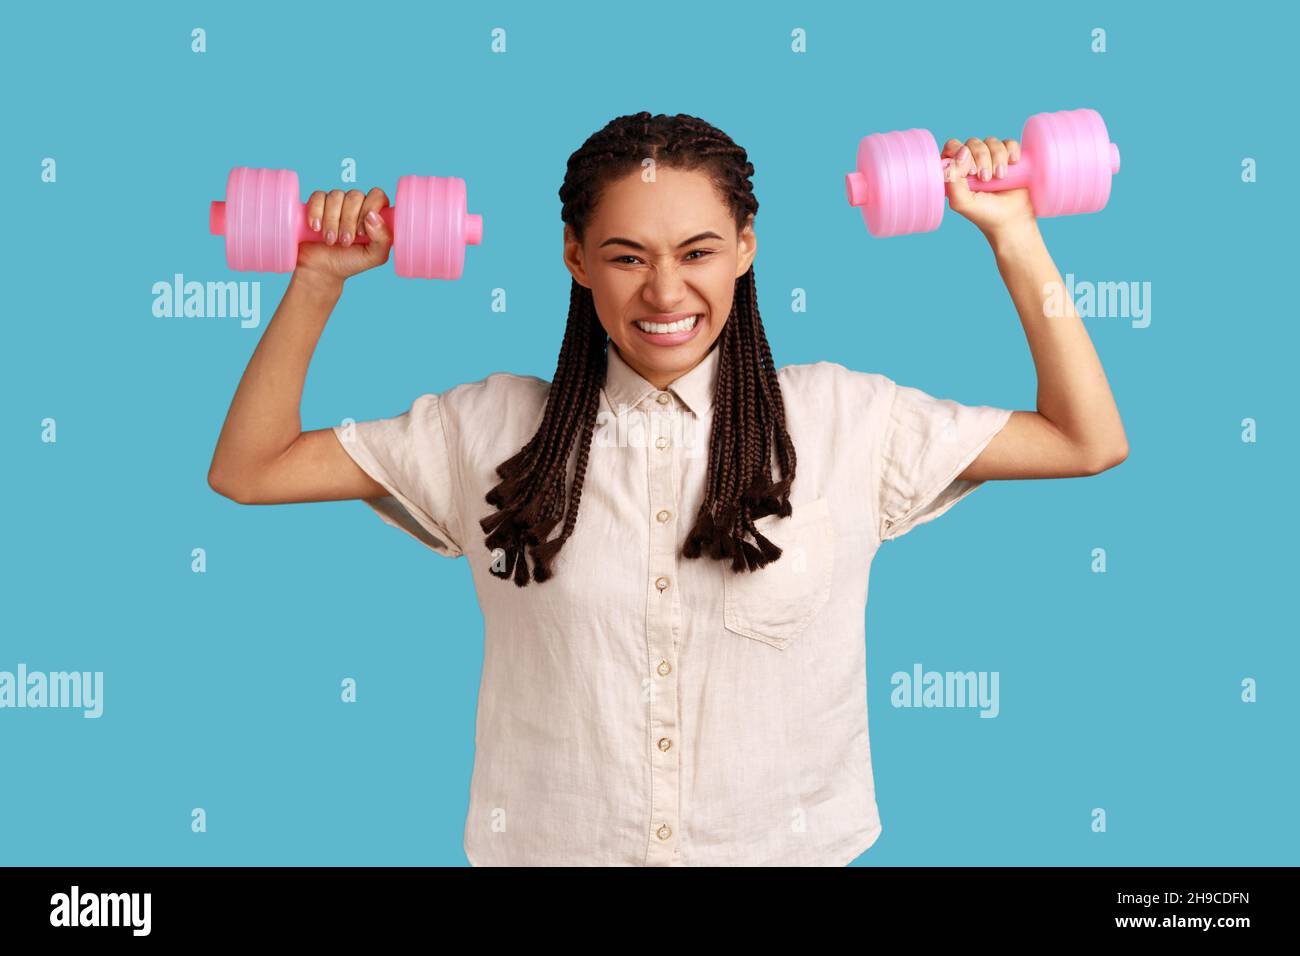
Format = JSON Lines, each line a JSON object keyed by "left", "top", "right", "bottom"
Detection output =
{"left": 846, "top": 127, "right": 946, "bottom": 238}
{"left": 1020, "top": 108, "right": 1115, "bottom": 218}
{"left": 222, "top": 167, "right": 301, "bottom": 272}
{"left": 393, "top": 175, "right": 481, "bottom": 280}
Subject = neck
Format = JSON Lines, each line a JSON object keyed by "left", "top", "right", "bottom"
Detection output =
{"left": 616, "top": 340, "right": 715, "bottom": 390}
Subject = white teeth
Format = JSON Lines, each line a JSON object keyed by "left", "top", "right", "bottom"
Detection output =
{"left": 635, "top": 314, "right": 699, "bottom": 334}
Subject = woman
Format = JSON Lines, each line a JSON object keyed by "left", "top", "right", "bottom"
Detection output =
{"left": 208, "top": 112, "right": 1128, "bottom": 866}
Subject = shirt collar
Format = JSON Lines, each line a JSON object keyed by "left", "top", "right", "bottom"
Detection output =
{"left": 602, "top": 340, "right": 720, "bottom": 418}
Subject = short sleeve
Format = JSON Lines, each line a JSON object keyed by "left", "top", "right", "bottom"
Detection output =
{"left": 877, "top": 378, "right": 1014, "bottom": 543}
{"left": 332, "top": 392, "right": 466, "bottom": 559}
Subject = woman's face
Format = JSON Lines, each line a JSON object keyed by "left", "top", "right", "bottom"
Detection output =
{"left": 564, "top": 166, "right": 757, "bottom": 390}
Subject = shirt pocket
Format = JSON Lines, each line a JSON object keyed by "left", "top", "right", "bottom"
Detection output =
{"left": 722, "top": 495, "right": 835, "bottom": 650}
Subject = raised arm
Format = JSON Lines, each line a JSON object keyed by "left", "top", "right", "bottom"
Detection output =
{"left": 938, "top": 136, "right": 1130, "bottom": 482}
{"left": 207, "top": 188, "right": 394, "bottom": 505}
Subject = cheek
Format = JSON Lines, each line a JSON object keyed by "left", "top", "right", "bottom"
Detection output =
{"left": 702, "top": 258, "right": 740, "bottom": 296}
{"left": 590, "top": 268, "right": 641, "bottom": 304}
{"left": 705, "top": 277, "right": 737, "bottom": 314}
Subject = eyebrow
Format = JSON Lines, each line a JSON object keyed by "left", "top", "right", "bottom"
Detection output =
{"left": 598, "top": 231, "right": 725, "bottom": 251}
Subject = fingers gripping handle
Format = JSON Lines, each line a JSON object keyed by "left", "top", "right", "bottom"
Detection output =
{"left": 940, "top": 153, "right": 1035, "bottom": 192}
{"left": 842, "top": 152, "right": 1035, "bottom": 202}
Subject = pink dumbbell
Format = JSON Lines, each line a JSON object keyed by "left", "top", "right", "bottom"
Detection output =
{"left": 845, "top": 108, "right": 1121, "bottom": 237}
{"left": 209, "top": 167, "right": 483, "bottom": 279}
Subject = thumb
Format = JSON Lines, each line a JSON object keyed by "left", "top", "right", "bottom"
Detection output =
{"left": 361, "top": 208, "right": 392, "bottom": 258}
{"left": 943, "top": 152, "right": 976, "bottom": 213}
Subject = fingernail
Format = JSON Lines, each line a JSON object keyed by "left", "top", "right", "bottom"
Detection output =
{"left": 310, "top": 218, "right": 321, "bottom": 232}
{"left": 996, "top": 162, "right": 1006, "bottom": 178}
{"left": 366, "top": 210, "right": 380, "bottom": 225}
{"left": 325, "top": 230, "right": 335, "bottom": 244}
{"left": 341, "top": 231, "right": 352, "bottom": 246}
{"left": 981, "top": 167, "right": 991, "bottom": 181}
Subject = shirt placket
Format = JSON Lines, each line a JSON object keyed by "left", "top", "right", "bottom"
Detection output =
{"left": 644, "top": 389, "right": 681, "bottom": 866}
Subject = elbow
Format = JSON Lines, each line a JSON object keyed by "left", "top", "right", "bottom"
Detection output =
{"left": 1082, "top": 441, "right": 1129, "bottom": 476}
{"left": 208, "top": 466, "right": 255, "bottom": 504}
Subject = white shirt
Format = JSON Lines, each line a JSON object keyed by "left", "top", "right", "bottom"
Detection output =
{"left": 333, "top": 342, "right": 1013, "bottom": 865}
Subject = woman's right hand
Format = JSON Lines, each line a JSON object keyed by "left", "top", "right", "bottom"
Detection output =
{"left": 294, "top": 187, "right": 393, "bottom": 286}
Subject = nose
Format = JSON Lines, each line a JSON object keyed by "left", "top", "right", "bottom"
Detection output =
{"left": 640, "top": 263, "right": 690, "bottom": 310}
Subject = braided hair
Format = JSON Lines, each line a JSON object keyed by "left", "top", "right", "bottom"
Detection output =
{"left": 480, "top": 111, "right": 797, "bottom": 586}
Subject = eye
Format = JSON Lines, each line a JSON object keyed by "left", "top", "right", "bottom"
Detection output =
{"left": 611, "top": 250, "right": 715, "bottom": 265}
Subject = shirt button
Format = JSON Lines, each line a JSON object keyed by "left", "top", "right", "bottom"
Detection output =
{"left": 657, "top": 659, "right": 672, "bottom": 676}
{"left": 655, "top": 436, "right": 670, "bottom": 450}
{"left": 657, "top": 824, "right": 673, "bottom": 841}
{"left": 656, "top": 509, "right": 671, "bottom": 523}
{"left": 656, "top": 393, "right": 671, "bottom": 405}
{"left": 658, "top": 737, "right": 672, "bottom": 752}
{"left": 655, "top": 575, "right": 670, "bottom": 592}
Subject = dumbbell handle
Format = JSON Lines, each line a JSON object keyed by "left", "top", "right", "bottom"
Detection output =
{"left": 846, "top": 141, "right": 1120, "bottom": 206}
{"left": 207, "top": 200, "right": 483, "bottom": 246}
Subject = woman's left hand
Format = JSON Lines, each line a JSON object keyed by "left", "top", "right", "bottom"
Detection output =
{"left": 941, "top": 135, "right": 1037, "bottom": 241}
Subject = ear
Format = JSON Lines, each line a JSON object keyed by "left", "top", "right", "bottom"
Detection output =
{"left": 736, "top": 214, "right": 757, "bottom": 276}
{"left": 563, "top": 224, "right": 591, "bottom": 288}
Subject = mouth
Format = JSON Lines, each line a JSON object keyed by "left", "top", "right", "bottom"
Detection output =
{"left": 631, "top": 313, "right": 703, "bottom": 346}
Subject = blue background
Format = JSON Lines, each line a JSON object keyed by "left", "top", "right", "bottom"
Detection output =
{"left": 3, "top": 0, "right": 1295, "bottom": 865}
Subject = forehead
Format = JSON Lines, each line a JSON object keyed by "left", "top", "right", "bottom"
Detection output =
{"left": 590, "top": 167, "right": 729, "bottom": 239}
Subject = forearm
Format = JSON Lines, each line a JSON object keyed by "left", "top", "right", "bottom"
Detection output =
{"left": 989, "top": 223, "right": 1128, "bottom": 462}
{"left": 208, "top": 270, "right": 344, "bottom": 489}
